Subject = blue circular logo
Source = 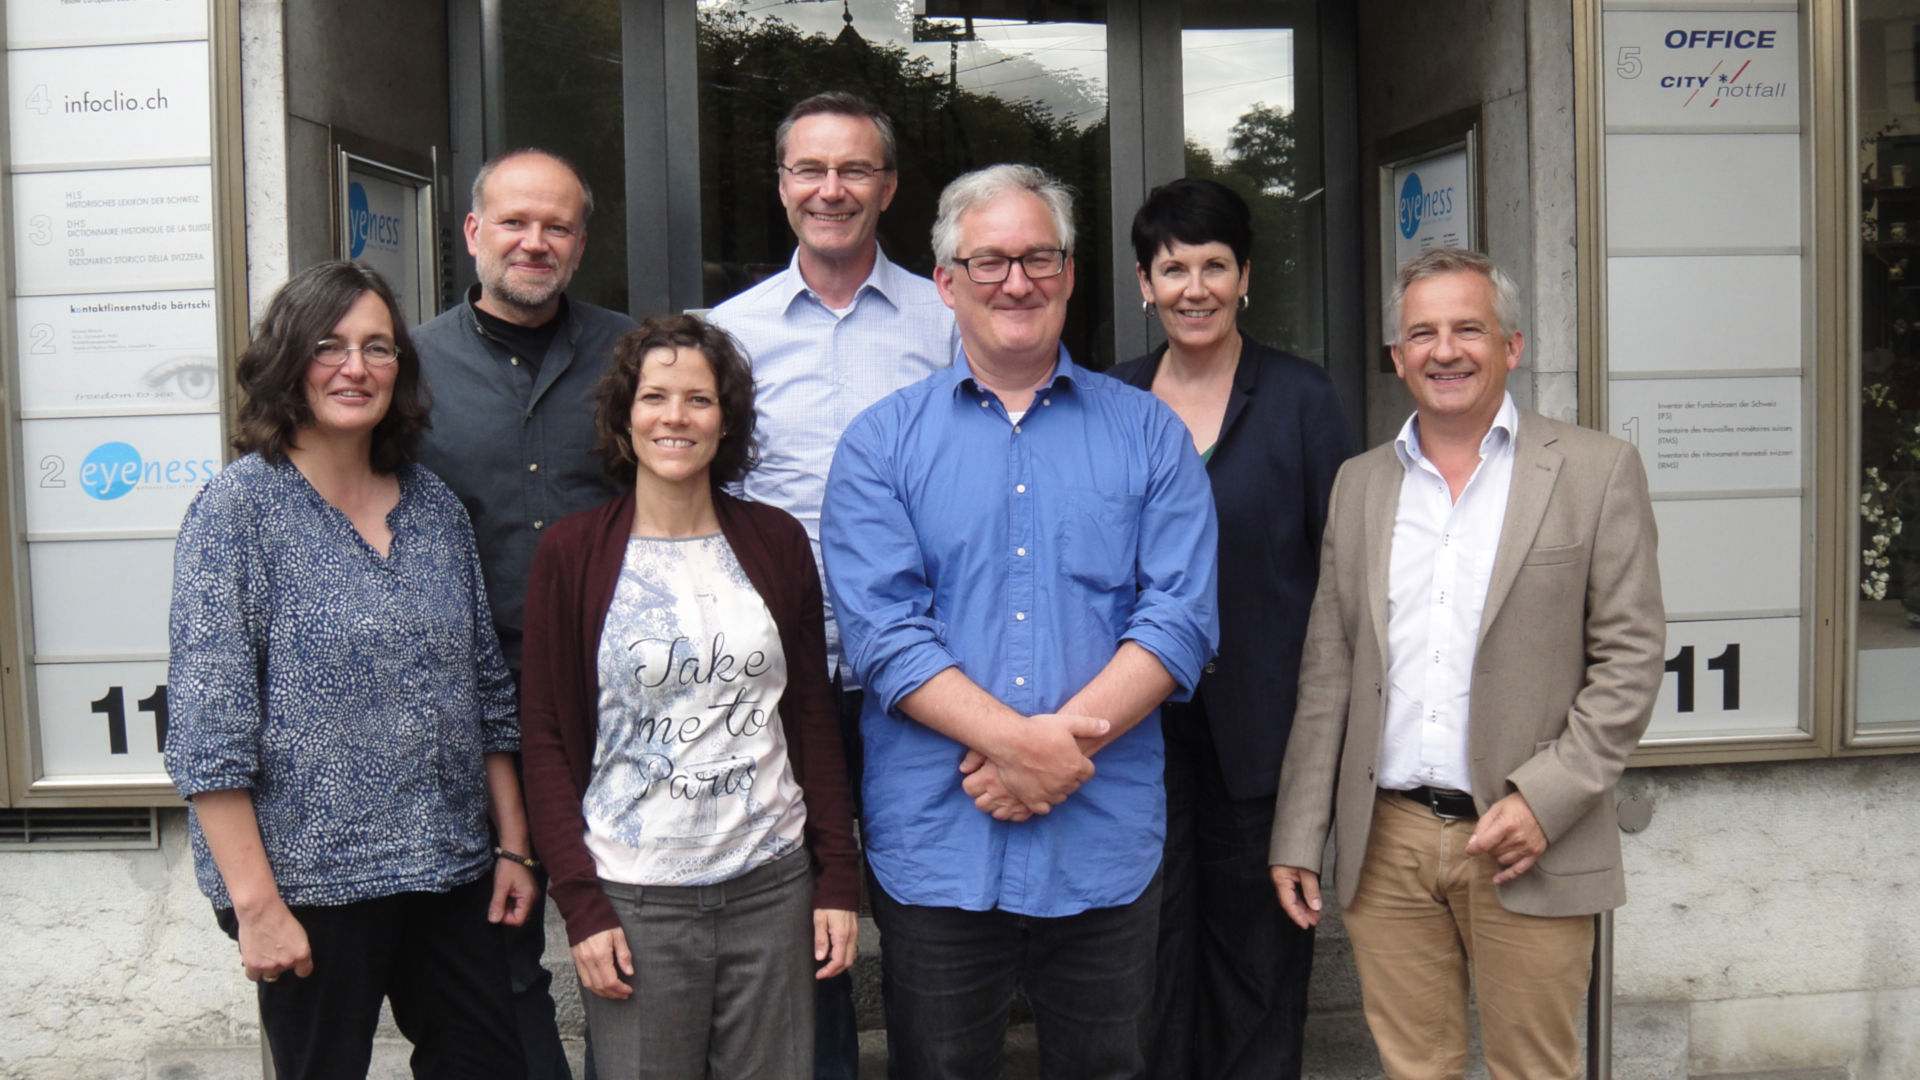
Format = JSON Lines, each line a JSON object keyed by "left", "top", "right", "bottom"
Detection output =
{"left": 1398, "top": 172, "right": 1423, "bottom": 240}
{"left": 348, "top": 182, "right": 370, "bottom": 258}
{"left": 82, "top": 441, "right": 143, "bottom": 500}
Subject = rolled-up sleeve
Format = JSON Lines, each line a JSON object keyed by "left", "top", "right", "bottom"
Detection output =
{"left": 821, "top": 409, "right": 961, "bottom": 715}
{"left": 1122, "top": 406, "right": 1220, "bottom": 699}
{"left": 165, "top": 482, "right": 268, "bottom": 797}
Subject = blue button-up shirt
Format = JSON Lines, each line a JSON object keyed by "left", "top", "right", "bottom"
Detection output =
{"left": 708, "top": 247, "right": 956, "bottom": 683}
{"left": 822, "top": 349, "right": 1218, "bottom": 916}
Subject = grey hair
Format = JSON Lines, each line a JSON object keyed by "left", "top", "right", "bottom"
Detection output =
{"left": 1386, "top": 247, "right": 1522, "bottom": 344}
{"left": 469, "top": 148, "right": 595, "bottom": 227}
{"left": 774, "top": 91, "right": 898, "bottom": 170}
{"left": 930, "top": 164, "right": 1076, "bottom": 269}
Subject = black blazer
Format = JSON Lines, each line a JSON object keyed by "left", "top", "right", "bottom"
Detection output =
{"left": 1110, "top": 337, "right": 1354, "bottom": 800}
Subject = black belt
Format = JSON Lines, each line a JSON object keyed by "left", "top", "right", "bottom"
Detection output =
{"left": 1399, "top": 786, "right": 1478, "bottom": 820}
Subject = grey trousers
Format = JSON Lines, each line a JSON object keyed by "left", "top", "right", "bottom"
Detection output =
{"left": 580, "top": 847, "right": 816, "bottom": 1079}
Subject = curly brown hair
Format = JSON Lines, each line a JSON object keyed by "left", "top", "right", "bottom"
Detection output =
{"left": 232, "top": 262, "right": 429, "bottom": 472}
{"left": 592, "top": 314, "right": 759, "bottom": 488}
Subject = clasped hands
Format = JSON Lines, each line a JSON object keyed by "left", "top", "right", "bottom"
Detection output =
{"left": 957, "top": 711, "right": 1111, "bottom": 822}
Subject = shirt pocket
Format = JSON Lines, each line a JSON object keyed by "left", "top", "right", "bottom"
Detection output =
{"left": 1057, "top": 488, "right": 1144, "bottom": 594}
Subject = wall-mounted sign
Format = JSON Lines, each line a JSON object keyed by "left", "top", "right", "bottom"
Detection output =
{"left": 1643, "top": 616, "right": 1800, "bottom": 743}
{"left": 4, "top": 0, "right": 206, "bottom": 49}
{"left": 1653, "top": 497, "right": 1801, "bottom": 619}
{"left": 6, "top": 41, "right": 210, "bottom": 168}
{"left": 11, "top": 165, "right": 215, "bottom": 294}
{"left": 1376, "top": 112, "right": 1480, "bottom": 358}
{"left": 15, "top": 289, "right": 219, "bottom": 416}
{"left": 1607, "top": 255, "right": 1800, "bottom": 376}
{"left": 1603, "top": 11, "right": 1799, "bottom": 131}
{"left": 338, "top": 150, "right": 437, "bottom": 326}
{"left": 1610, "top": 375, "right": 1802, "bottom": 494}
{"left": 1606, "top": 134, "right": 1800, "bottom": 252}
{"left": 28, "top": 538, "right": 173, "bottom": 657}
{"left": 34, "top": 660, "right": 172, "bottom": 778}
{"left": 19, "top": 414, "right": 222, "bottom": 536}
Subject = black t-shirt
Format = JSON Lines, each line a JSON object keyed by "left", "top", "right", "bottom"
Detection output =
{"left": 472, "top": 296, "right": 567, "bottom": 377}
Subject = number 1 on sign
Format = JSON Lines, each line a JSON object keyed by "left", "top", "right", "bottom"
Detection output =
{"left": 1663, "top": 644, "right": 1740, "bottom": 713}
{"left": 90, "top": 685, "right": 170, "bottom": 754}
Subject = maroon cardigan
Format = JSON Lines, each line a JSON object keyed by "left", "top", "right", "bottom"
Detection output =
{"left": 520, "top": 487, "right": 860, "bottom": 945}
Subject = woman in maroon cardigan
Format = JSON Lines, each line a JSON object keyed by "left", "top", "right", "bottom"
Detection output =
{"left": 519, "top": 314, "right": 858, "bottom": 1077}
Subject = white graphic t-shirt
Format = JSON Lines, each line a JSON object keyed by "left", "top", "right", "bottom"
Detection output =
{"left": 584, "top": 533, "right": 808, "bottom": 885}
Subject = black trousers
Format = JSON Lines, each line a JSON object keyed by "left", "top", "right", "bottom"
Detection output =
{"left": 218, "top": 875, "right": 525, "bottom": 1080}
{"left": 1146, "top": 697, "right": 1315, "bottom": 1080}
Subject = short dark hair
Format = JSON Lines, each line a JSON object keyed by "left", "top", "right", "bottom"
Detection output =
{"left": 774, "top": 91, "right": 897, "bottom": 170}
{"left": 1130, "top": 178, "right": 1253, "bottom": 271}
{"left": 233, "top": 261, "right": 429, "bottom": 473}
{"left": 470, "top": 148, "right": 595, "bottom": 227}
{"left": 593, "top": 314, "right": 759, "bottom": 489}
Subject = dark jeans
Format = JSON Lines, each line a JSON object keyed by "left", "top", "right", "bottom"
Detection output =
{"left": 814, "top": 680, "right": 866, "bottom": 1080}
{"left": 506, "top": 873, "right": 575, "bottom": 1080}
{"left": 1146, "top": 699, "right": 1315, "bottom": 1080}
{"left": 871, "top": 868, "right": 1163, "bottom": 1080}
{"left": 217, "top": 875, "right": 524, "bottom": 1080}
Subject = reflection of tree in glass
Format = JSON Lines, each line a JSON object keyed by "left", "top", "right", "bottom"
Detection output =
{"left": 1184, "top": 102, "right": 1314, "bottom": 361}
{"left": 699, "top": 10, "right": 1115, "bottom": 366}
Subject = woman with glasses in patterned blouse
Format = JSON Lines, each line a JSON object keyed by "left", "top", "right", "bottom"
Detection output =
{"left": 166, "top": 261, "right": 535, "bottom": 1079}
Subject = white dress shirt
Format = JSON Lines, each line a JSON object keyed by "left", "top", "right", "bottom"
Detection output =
{"left": 1378, "top": 393, "right": 1520, "bottom": 795}
{"left": 707, "top": 246, "right": 957, "bottom": 685}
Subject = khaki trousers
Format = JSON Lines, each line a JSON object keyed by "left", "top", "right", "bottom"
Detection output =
{"left": 1342, "top": 791, "right": 1593, "bottom": 1080}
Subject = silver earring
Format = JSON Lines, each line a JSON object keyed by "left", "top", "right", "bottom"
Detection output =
{"left": 1142, "top": 300, "right": 1154, "bottom": 315}
{"left": 1239, "top": 294, "right": 1250, "bottom": 311}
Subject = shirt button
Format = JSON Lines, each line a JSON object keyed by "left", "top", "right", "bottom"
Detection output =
{"left": 1016, "top": 484, "right": 1026, "bottom": 494}
{"left": 1015, "top": 611, "right": 1026, "bottom": 621}
{"left": 533, "top": 520, "right": 545, "bottom": 530}
{"left": 1204, "top": 661, "right": 1217, "bottom": 674}
{"left": 1014, "top": 676, "right": 1026, "bottom": 687}
{"left": 528, "top": 463, "right": 539, "bottom": 472}
{"left": 981, "top": 400, "right": 990, "bottom": 408}
{"left": 1042, "top": 398, "right": 1050, "bottom": 406}
{"left": 510, "top": 357, "right": 520, "bottom": 366}
{"left": 1016, "top": 547, "right": 1026, "bottom": 557}
{"left": 1013, "top": 425, "right": 1022, "bottom": 434}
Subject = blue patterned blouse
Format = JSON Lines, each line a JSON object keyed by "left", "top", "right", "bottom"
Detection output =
{"left": 166, "top": 454, "right": 519, "bottom": 908}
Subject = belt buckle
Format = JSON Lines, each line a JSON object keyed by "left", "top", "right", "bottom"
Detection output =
{"left": 1425, "top": 787, "right": 1475, "bottom": 821}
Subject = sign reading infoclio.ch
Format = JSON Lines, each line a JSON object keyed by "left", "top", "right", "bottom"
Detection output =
{"left": 3, "top": 0, "right": 228, "bottom": 799}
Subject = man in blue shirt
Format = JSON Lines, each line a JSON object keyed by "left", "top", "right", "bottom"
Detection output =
{"left": 822, "top": 164, "right": 1218, "bottom": 1078}
{"left": 706, "top": 91, "right": 954, "bottom": 1080}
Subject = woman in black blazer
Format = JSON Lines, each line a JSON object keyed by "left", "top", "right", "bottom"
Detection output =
{"left": 1110, "top": 178, "right": 1354, "bottom": 1080}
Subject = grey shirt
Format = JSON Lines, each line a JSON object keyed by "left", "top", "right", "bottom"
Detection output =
{"left": 413, "top": 286, "right": 634, "bottom": 672}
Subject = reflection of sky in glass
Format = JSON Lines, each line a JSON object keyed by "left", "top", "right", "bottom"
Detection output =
{"left": 1183, "top": 29, "right": 1293, "bottom": 158}
{"left": 700, "top": 1, "right": 1109, "bottom": 128}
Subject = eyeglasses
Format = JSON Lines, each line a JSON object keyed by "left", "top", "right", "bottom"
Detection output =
{"left": 313, "top": 339, "right": 400, "bottom": 367}
{"left": 777, "top": 163, "right": 891, "bottom": 185}
{"left": 951, "top": 249, "right": 1068, "bottom": 285}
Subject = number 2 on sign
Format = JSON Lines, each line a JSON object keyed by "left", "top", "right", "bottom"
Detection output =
{"left": 91, "top": 685, "right": 169, "bottom": 754}
{"left": 1662, "top": 644, "right": 1741, "bottom": 713}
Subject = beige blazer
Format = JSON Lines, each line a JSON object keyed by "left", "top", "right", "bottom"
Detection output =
{"left": 1269, "top": 409, "right": 1665, "bottom": 918}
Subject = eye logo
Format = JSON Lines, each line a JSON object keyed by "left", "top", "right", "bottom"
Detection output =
{"left": 1398, "top": 172, "right": 1424, "bottom": 240}
{"left": 81, "top": 442, "right": 143, "bottom": 500}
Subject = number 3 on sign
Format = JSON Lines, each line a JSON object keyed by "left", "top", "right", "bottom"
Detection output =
{"left": 91, "top": 685, "right": 169, "bottom": 754}
{"left": 1663, "top": 644, "right": 1740, "bottom": 713}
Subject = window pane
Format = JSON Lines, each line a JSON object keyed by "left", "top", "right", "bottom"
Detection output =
{"left": 1855, "top": 6, "right": 1920, "bottom": 736}
{"left": 500, "top": 0, "right": 628, "bottom": 314}
{"left": 1180, "top": 2, "right": 1322, "bottom": 364}
{"left": 697, "top": 0, "right": 1114, "bottom": 366}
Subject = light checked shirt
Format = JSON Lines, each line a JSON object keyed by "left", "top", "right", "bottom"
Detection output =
{"left": 707, "top": 247, "right": 956, "bottom": 686}
{"left": 821, "top": 348, "right": 1218, "bottom": 917}
{"left": 1380, "top": 393, "right": 1520, "bottom": 796}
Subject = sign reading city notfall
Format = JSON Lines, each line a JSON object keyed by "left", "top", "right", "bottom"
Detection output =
{"left": 1604, "top": 12, "right": 1799, "bottom": 129}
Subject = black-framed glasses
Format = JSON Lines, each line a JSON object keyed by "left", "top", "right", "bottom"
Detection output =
{"left": 952, "top": 249, "right": 1069, "bottom": 285}
{"left": 777, "top": 163, "right": 892, "bottom": 185}
{"left": 313, "top": 339, "right": 400, "bottom": 367}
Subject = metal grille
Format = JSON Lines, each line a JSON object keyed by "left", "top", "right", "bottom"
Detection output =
{"left": 0, "top": 808, "right": 159, "bottom": 850}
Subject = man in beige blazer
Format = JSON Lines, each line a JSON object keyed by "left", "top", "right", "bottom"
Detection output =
{"left": 1268, "top": 247, "right": 1664, "bottom": 1080}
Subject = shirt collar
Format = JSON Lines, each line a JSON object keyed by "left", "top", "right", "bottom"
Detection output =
{"left": 1394, "top": 392, "right": 1519, "bottom": 470}
{"left": 779, "top": 245, "right": 905, "bottom": 315}
{"left": 947, "top": 343, "right": 1083, "bottom": 401}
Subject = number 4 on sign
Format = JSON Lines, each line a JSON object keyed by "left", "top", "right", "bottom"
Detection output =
{"left": 1662, "top": 644, "right": 1741, "bottom": 713}
{"left": 90, "top": 685, "right": 170, "bottom": 754}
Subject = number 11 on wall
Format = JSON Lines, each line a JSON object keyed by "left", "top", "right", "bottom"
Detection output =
{"left": 1663, "top": 644, "right": 1740, "bottom": 713}
{"left": 90, "top": 684, "right": 169, "bottom": 754}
